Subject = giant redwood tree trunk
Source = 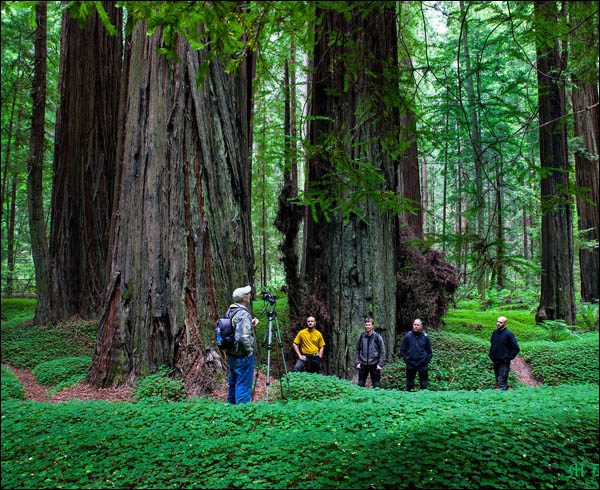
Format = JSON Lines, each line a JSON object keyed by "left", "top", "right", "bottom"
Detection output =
{"left": 49, "top": 1, "right": 122, "bottom": 321}
{"left": 87, "top": 22, "right": 255, "bottom": 390}
{"left": 570, "top": 1, "right": 599, "bottom": 303}
{"left": 534, "top": 1, "right": 576, "bottom": 325}
{"left": 303, "top": 5, "right": 399, "bottom": 378}
{"left": 572, "top": 76, "right": 599, "bottom": 303}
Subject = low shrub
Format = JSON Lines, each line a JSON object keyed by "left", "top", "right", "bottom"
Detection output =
{"left": 521, "top": 333, "right": 599, "bottom": 385}
{"left": 576, "top": 301, "right": 599, "bottom": 331}
{"left": 280, "top": 372, "right": 359, "bottom": 401}
{"left": 1, "top": 385, "right": 597, "bottom": 489}
{"left": 382, "top": 332, "right": 518, "bottom": 391}
{"left": 132, "top": 366, "right": 186, "bottom": 402}
{"left": 0, "top": 298, "right": 36, "bottom": 324}
{"left": 1, "top": 318, "right": 97, "bottom": 369}
{"left": 443, "top": 308, "right": 553, "bottom": 342}
{"left": 1, "top": 365, "right": 25, "bottom": 401}
{"left": 32, "top": 357, "right": 91, "bottom": 386}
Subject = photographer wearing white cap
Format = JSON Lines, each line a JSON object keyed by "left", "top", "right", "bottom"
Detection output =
{"left": 225, "top": 285, "right": 259, "bottom": 404}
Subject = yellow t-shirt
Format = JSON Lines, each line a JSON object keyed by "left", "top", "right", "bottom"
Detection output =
{"left": 293, "top": 328, "right": 325, "bottom": 355}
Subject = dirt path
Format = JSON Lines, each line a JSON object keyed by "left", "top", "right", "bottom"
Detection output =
{"left": 511, "top": 356, "right": 543, "bottom": 387}
{"left": 5, "top": 364, "right": 273, "bottom": 403}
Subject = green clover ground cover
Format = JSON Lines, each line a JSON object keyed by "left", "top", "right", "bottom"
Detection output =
{"left": 1, "top": 366, "right": 25, "bottom": 401}
{"left": 442, "top": 308, "right": 550, "bottom": 341}
{"left": 2, "top": 383, "right": 598, "bottom": 489}
{"left": 1, "top": 299, "right": 97, "bottom": 369}
{"left": 520, "top": 333, "right": 599, "bottom": 385}
{"left": 2, "top": 298, "right": 599, "bottom": 488}
{"left": 382, "top": 331, "right": 518, "bottom": 391}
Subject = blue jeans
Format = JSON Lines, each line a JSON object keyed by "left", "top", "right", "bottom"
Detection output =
{"left": 227, "top": 353, "right": 255, "bottom": 404}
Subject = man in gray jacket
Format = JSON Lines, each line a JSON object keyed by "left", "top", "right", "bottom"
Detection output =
{"left": 225, "top": 285, "right": 259, "bottom": 404}
{"left": 354, "top": 317, "right": 386, "bottom": 388}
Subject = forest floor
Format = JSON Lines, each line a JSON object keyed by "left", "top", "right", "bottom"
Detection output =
{"left": 511, "top": 356, "right": 543, "bottom": 387}
{"left": 7, "top": 365, "right": 274, "bottom": 404}
{"left": 9, "top": 356, "right": 541, "bottom": 403}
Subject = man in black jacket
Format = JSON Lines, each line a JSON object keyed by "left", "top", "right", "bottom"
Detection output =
{"left": 488, "top": 316, "right": 520, "bottom": 390}
{"left": 400, "top": 319, "right": 432, "bottom": 391}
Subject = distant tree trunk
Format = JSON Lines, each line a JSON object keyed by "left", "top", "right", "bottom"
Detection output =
{"left": 460, "top": 0, "right": 485, "bottom": 300}
{"left": 1, "top": 33, "right": 22, "bottom": 225}
{"left": 275, "top": 48, "right": 303, "bottom": 324}
{"left": 496, "top": 167, "right": 505, "bottom": 289}
{"left": 442, "top": 92, "right": 449, "bottom": 253}
{"left": 260, "top": 123, "right": 267, "bottom": 289}
{"left": 5, "top": 106, "right": 24, "bottom": 296}
{"left": 421, "top": 157, "right": 428, "bottom": 234}
{"left": 303, "top": 5, "right": 399, "bottom": 378}
{"left": 49, "top": 1, "right": 122, "bottom": 321}
{"left": 6, "top": 174, "right": 18, "bottom": 295}
{"left": 397, "top": 5, "right": 423, "bottom": 239}
{"left": 87, "top": 23, "right": 255, "bottom": 390}
{"left": 570, "top": 1, "right": 599, "bottom": 302}
{"left": 27, "top": 1, "right": 51, "bottom": 324}
{"left": 534, "top": 0, "right": 576, "bottom": 324}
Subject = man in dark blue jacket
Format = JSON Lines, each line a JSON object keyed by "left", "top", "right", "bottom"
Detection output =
{"left": 400, "top": 319, "right": 432, "bottom": 391}
{"left": 488, "top": 316, "right": 520, "bottom": 390}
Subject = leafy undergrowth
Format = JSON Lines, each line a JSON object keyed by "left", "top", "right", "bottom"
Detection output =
{"left": 0, "top": 298, "right": 36, "bottom": 325}
{"left": 2, "top": 383, "right": 598, "bottom": 489}
{"left": 132, "top": 366, "right": 187, "bottom": 402}
{"left": 1, "top": 366, "right": 25, "bottom": 401}
{"left": 1, "top": 308, "right": 98, "bottom": 369}
{"left": 521, "top": 334, "right": 599, "bottom": 385}
{"left": 32, "top": 357, "right": 91, "bottom": 386}
{"left": 443, "top": 308, "right": 552, "bottom": 341}
{"left": 382, "top": 331, "right": 518, "bottom": 391}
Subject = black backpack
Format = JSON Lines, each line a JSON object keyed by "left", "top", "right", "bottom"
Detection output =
{"left": 214, "top": 305, "right": 247, "bottom": 349}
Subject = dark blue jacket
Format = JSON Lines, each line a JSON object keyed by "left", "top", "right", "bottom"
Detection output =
{"left": 489, "top": 327, "right": 520, "bottom": 362}
{"left": 400, "top": 330, "right": 432, "bottom": 369}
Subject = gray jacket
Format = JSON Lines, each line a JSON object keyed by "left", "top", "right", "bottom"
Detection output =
{"left": 354, "top": 332, "right": 386, "bottom": 367}
{"left": 226, "top": 303, "right": 254, "bottom": 356}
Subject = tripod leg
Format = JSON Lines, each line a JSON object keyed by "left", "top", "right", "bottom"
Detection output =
{"left": 265, "top": 317, "right": 273, "bottom": 402}
{"left": 251, "top": 325, "right": 263, "bottom": 401}
{"left": 274, "top": 316, "right": 290, "bottom": 393}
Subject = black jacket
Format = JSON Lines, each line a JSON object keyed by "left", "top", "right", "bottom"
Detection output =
{"left": 400, "top": 330, "right": 432, "bottom": 369}
{"left": 489, "top": 327, "right": 520, "bottom": 362}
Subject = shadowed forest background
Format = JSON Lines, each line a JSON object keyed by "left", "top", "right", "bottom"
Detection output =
{"left": 1, "top": 1, "right": 598, "bottom": 489}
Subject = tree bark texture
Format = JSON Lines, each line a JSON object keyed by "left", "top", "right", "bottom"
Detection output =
{"left": 304, "top": 5, "right": 399, "bottom": 378}
{"left": 570, "top": 2, "right": 599, "bottom": 302}
{"left": 49, "top": 1, "right": 122, "bottom": 321}
{"left": 88, "top": 23, "right": 255, "bottom": 389}
{"left": 572, "top": 79, "right": 599, "bottom": 302}
{"left": 275, "top": 55, "right": 303, "bottom": 327}
{"left": 27, "top": 1, "right": 51, "bottom": 324}
{"left": 534, "top": 1, "right": 576, "bottom": 324}
{"left": 397, "top": 3, "right": 423, "bottom": 239}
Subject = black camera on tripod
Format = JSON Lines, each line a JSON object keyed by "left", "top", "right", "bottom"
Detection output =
{"left": 261, "top": 291, "right": 277, "bottom": 305}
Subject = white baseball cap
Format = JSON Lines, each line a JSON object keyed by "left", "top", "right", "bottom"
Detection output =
{"left": 232, "top": 285, "right": 252, "bottom": 300}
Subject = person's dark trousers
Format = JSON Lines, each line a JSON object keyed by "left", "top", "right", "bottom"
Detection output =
{"left": 406, "top": 367, "right": 429, "bottom": 391}
{"left": 358, "top": 364, "right": 381, "bottom": 388}
{"left": 294, "top": 354, "right": 321, "bottom": 373}
{"left": 493, "top": 361, "right": 510, "bottom": 390}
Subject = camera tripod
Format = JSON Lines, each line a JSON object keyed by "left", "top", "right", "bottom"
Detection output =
{"left": 252, "top": 299, "right": 290, "bottom": 402}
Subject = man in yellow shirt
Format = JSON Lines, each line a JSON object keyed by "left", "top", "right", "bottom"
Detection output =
{"left": 292, "top": 316, "right": 325, "bottom": 373}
